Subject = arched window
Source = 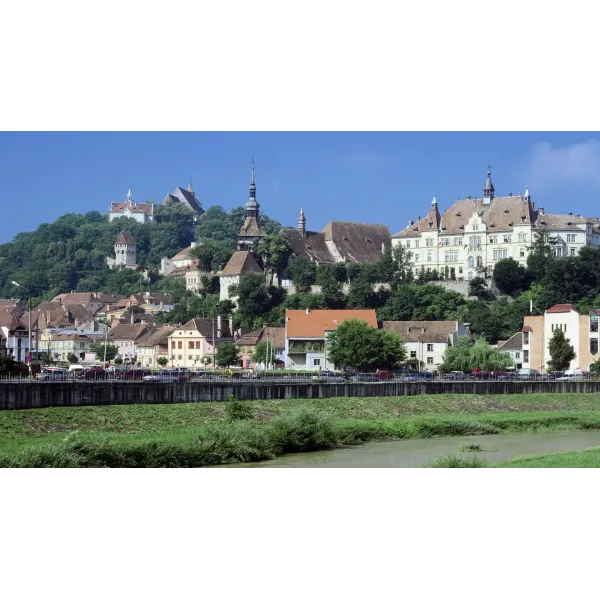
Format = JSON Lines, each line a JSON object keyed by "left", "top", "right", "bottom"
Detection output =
{"left": 468, "top": 256, "right": 474, "bottom": 268}
{"left": 468, "top": 271, "right": 474, "bottom": 280}
{"left": 476, "top": 255, "right": 483, "bottom": 267}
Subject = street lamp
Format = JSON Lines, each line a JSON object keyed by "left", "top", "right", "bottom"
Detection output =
{"left": 11, "top": 281, "right": 33, "bottom": 380}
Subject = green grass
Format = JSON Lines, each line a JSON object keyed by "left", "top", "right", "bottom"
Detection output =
{"left": 496, "top": 446, "right": 600, "bottom": 468}
{"left": 2, "top": 392, "right": 600, "bottom": 466}
{"left": 425, "top": 453, "right": 488, "bottom": 468}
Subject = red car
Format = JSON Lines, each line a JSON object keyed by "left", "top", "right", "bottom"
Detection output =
{"left": 78, "top": 367, "right": 108, "bottom": 381}
{"left": 116, "top": 369, "right": 151, "bottom": 381}
{"left": 372, "top": 370, "right": 394, "bottom": 380}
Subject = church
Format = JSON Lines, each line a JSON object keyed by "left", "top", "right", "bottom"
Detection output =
{"left": 108, "top": 188, "right": 154, "bottom": 223}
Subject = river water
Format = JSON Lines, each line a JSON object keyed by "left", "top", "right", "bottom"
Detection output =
{"left": 220, "top": 430, "right": 600, "bottom": 467}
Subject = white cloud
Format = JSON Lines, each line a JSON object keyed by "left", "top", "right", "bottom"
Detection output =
{"left": 527, "top": 140, "right": 600, "bottom": 190}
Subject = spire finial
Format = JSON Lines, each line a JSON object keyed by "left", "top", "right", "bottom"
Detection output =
{"left": 188, "top": 177, "right": 194, "bottom": 193}
{"left": 483, "top": 165, "right": 495, "bottom": 199}
{"left": 127, "top": 187, "right": 132, "bottom": 202}
{"left": 431, "top": 193, "right": 437, "bottom": 206}
{"left": 251, "top": 158, "right": 255, "bottom": 185}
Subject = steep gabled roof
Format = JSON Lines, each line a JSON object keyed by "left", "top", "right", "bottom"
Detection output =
{"left": 533, "top": 212, "right": 587, "bottom": 230}
{"left": 238, "top": 216, "right": 264, "bottom": 238}
{"left": 115, "top": 231, "right": 135, "bottom": 245}
{"left": 282, "top": 229, "right": 335, "bottom": 263}
{"left": 219, "top": 251, "right": 264, "bottom": 276}
{"left": 177, "top": 318, "right": 233, "bottom": 339}
{"left": 382, "top": 320, "right": 457, "bottom": 343}
{"left": 135, "top": 326, "right": 176, "bottom": 347}
{"left": 106, "top": 323, "right": 150, "bottom": 341}
{"left": 393, "top": 204, "right": 442, "bottom": 238}
{"left": 322, "top": 221, "right": 390, "bottom": 262}
{"left": 236, "top": 326, "right": 285, "bottom": 349}
{"left": 162, "top": 186, "right": 204, "bottom": 215}
{"left": 497, "top": 331, "right": 523, "bottom": 352}
{"left": 109, "top": 202, "right": 153, "bottom": 216}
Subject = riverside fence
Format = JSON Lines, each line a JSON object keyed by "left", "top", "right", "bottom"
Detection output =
{"left": 2, "top": 380, "right": 600, "bottom": 410}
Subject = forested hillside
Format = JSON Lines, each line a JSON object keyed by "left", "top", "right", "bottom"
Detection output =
{"left": 0, "top": 204, "right": 281, "bottom": 302}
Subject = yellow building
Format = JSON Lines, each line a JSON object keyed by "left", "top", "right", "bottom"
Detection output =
{"left": 167, "top": 317, "right": 234, "bottom": 368}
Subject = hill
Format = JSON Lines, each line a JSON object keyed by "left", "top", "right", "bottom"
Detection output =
{"left": 0, "top": 203, "right": 282, "bottom": 303}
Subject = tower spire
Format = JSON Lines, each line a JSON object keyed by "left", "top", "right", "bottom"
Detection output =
{"left": 188, "top": 177, "right": 194, "bottom": 194}
{"left": 126, "top": 187, "right": 132, "bottom": 203}
{"left": 524, "top": 185, "right": 531, "bottom": 201}
{"left": 483, "top": 164, "right": 495, "bottom": 200}
{"left": 431, "top": 193, "right": 437, "bottom": 206}
{"left": 298, "top": 204, "right": 306, "bottom": 238}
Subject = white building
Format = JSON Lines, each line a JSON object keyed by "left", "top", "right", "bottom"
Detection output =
{"left": 219, "top": 251, "right": 264, "bottom": 302}
{"left": 108, "top": 188, "right": 154, "bottom": 223}
{"left": 285, "top": 309, "right": 378, "bottom": 370}
{"left": 496, "top": 332, "right": 524, "bottom": 370}
{"left": 391, "top": 168, "right": 600, "bottom": 281}
{"left": 382, "top": 321, "right": 469, "bottom": 371}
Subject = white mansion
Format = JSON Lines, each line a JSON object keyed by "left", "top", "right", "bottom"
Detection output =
{"left": 391, "top": 168, "right": 600, "bottom": 280}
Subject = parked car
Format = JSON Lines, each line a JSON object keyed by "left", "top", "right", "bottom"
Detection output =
{"left": 36, "top": 368, "right": 69, "bottom": 381}
{"left": 556, "top": 369, "right": 587, "bottom": 381}
{"left": 78, "top": 367, "right": 108, "bottom": 381}
{"left": 442, "top": 371, "right": 466, "bottom": 380}
{"left": 143, "top": 373, "right": 179, "bottom": 383}
{"left": 516, "top": 368, "right": 540, "bottom": 380}
{"left": 372, "top": 370, "right": 394, "bottom": 380}
{"left": 311, "top": 370, "right": 345, "bottom": 382}
{"left": 116, "top": 369, "right": 151, "bottom": 381}
{"left": 160, "top": 368, "right": 190, "bottom": 382}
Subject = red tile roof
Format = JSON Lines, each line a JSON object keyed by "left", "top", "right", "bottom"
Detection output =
{"left": 546, "top": 304, "right": 579, "bottom": 313}
{"left": 285, "top": 309, "right": 377, "bottom": 339}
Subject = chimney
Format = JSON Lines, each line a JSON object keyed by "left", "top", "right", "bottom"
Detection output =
{"left": 306, "top": 308, "right": 310, "bottom": 315}
{"left": 417, "top": 216, "right": 421, "bottom": 221}
{"left": 217, "top": 314, "right": 222, "bottom": 338}
{"left": 538, "top": 207, "right": 544, "bottom": 215}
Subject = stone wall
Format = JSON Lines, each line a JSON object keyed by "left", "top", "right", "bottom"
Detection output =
{"left": 2, "top": 381, "right": 600, "bottom": 410}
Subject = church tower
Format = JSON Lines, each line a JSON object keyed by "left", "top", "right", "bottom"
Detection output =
{"left": 237, "top": 159, "right": 265, "bottom": 251}
{"left": 115, "top": 231, "right": 136, "bottom": 266}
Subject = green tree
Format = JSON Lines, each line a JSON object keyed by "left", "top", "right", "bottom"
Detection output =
{"left": 215, "top": 342, "right": 239, "bottom": 367}
{"left": 157, "top": 356, "right": 169, "bottom": 368}
{"left": 252, "top": 341, "right": 268, "bottom": 365}
{"left": 492, "top": 258, "right": 527, "bottom": 296}
{"left": 89, "top": 342, "right": 118, "bottom": 362}
{"left": 468, "top": 276, "right": 487, "bottom": 298}
{"left": 114, "top": 356, "right": 123, "bottom": 365}
{"left": 547, "top": 328, "right": 576, "bottom": 372}
{"left": 527, "top": 228, "right": 558, "bottom": 283}
{"left": 66, "top": 353, "right": 78, "bottom": 364}
{"left": 284, "top": 258, "right": 317, "bottom": 293}
{"left": 439, "top": 337, "right": 512, "bottom": 373}
{"left": 326, "top": 318, "right": 406, "bottom": 371}
{"left": 258, "top": 231, "right": 293, "bottom": 285}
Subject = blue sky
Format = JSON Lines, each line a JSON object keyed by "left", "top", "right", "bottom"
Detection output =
{"left": 2, "top": 132, "right": 600, "bottom": 243}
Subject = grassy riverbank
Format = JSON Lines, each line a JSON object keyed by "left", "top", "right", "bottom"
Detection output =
{"left": 1, "top": 393, "right": 600, "bottom": 466}
{"left": 496, "top": 446, "right": 600, "bottom": 467}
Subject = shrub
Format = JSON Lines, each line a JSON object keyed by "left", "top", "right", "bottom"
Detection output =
{"left": 225, "top": 395, "right": 254, "bottom": 422}
{"left": 426, "top": 453, "right": 488, "bottom": 468}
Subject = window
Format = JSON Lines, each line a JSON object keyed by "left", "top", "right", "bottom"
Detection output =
{"left": 445, "top": 251, "right": 458, "bottom": 262}
{"left": 406, "top": 241, "right": 411, "bottom": 248}
{"left": 313, "top": 358, "right": 321, "bottom": 366}
{"left": 523, "top": 350, "right": 529, "bottom": 362}
{"left": 427, "top": 357, "right": 434, "bottom": 364}
{"left": 426, "top": 344, "right": 434, "bottom": 352}
{"left": 515, "top": 352, "right": 521, "bottom": 359}
{"left": 188, "top": 355, "right": 193, "bottom": 361}
{"left": 454, "top": 238, "right": 462, "bottom": 246}
{"left": 468, "top": 256, "right": 474, "bottom": 267}
{"left": 410, "top": 351, "right": 417, "bottom": 358}
{"left": 469, "top": 237, "right": 481, "bottom": 246}
{"left": 489, "top": 236, "right": 497, "bottom": 244}
{"left": 178, "top": 354, "right": 182, "bottom": 360}
{"left": 476, "top": 256, "right": 483, "bottom": 267}
{"left": 523, "top": 332, "right": 529, "bottom": 344}
{"left": 440, "top": 238, "right": 449, "bottom": 246}
{"left": 493, "top": 249, "right": 508, "bottom": 260}
{"left": 177, "top": 341, "right": 182, "bottom": 349}
{"left": 426, "top": 238, "right": 433, "bottom": 247}
{"left": 554, "top": 247, "right": 562, "bottom": 257}
{"left": 415, "top": 240, "right": 420, "bottom": 248}
{"left": 414, "top": 254, "right": 420, "bottom": 262}
{"left": 591, "top": 339, "right": 599, "bottom": 354}
{"left": 503, "top": 235, "right": 511, "bottom": 243}
{"left": 518, "top": 233, "right": 527, "bottom": 242}
{"left": 591, "top": 313, "right": 598, "bottom": 333}
{"left": 520, "top": 247, "right": 525, "bottom": 257}
{"left": 188, "top": 341, "right": 194, "bottom": 349}
{"left": 427, "top": 252, "right": 432, "bottom": 262}
{"left": 473, "top": 223, "right": 479, "bottom": 231}
{"left": 567, "top": 234, "right": 576, "bottom": 243}
{"left": 571, "top": 248, "right": 576, "bottom": 257}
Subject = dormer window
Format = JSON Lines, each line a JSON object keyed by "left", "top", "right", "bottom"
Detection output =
{"left": 521, "top": 217, "right": 526, "bottom": 222}
{"left": 504, "top": 209, "right": 510, "bottom": 214}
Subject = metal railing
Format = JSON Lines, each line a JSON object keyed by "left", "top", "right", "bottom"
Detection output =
{"left": 0, "top": 371, "right": 598, "bottom": 384}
